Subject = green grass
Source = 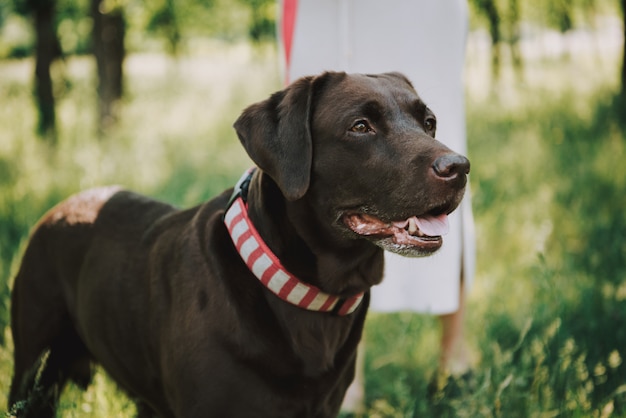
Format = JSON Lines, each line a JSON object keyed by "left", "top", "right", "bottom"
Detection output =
{"left": 1, "top": 39, "right": 626, "bottom": 417}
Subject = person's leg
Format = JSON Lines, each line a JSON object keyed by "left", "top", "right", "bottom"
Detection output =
{"left": 438, "top": 305, "right": 466, "bottom": 374}
{"left": 438, "top": 272, "right": 471, "bottom": 375}
{"left": 428, "top": 273, "right": 471, "bottom": 399}
{"left": 340, "top": 341, "right": 366, "bottom": 413}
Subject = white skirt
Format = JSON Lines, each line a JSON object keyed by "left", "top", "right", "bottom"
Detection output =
{"left": 279, "top": 0, "right": 476, "bottom": 314}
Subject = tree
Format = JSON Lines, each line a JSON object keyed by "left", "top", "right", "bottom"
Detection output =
{"left": 15, "top": 0, "right": 62, "bottom": 141}
{"left": 34, "top": 0, "right": 61, "bottom": 141}
{"left": 471, "top": 0, "right": 626, "bottom": 102}
{"left": 91, "top": 0, "right": 125, "bottom": 133}
{"left": 147, "top": 0, "right": 181, "bottom": 55}
{"left": 620, "top": 0, "right": 626, "bottom": 103}
{"left": 12, "top": 0, "right": 126, "bottom": 138}
{"left": 471, "top": 0, "right": 503, "bottom": 78}
{"left": 239, "top": 0, "right": 275, "bottom": 43}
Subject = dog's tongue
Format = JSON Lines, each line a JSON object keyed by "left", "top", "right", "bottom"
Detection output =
{"left": 415, "top": 214, "right": 449, "bottom": 237}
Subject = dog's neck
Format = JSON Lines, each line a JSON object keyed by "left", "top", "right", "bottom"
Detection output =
{"left": 242, "top": 169, "right": 384, "bottom": 295}
{"left": 224, "top": 170, "right": 364, "bottom": 315}
{"left": 226, "top": 168, "right": 382, "bottom": 375}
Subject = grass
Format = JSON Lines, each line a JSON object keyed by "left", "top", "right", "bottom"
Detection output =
{"left": 1, "top": 37, "right": 625, "bottom": 417}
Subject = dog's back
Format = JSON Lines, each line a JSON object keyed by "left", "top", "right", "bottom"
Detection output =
{"left": 9, "top": 187, "right": 179, "bottom": 416}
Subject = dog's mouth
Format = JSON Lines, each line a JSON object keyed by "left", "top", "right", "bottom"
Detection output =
{"left": 342, "top": 211, "right": 449, "bottom": 256}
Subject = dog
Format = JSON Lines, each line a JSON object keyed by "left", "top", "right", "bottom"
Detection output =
{"left": 9, "top": 71, "right": 469, "bottom": 417}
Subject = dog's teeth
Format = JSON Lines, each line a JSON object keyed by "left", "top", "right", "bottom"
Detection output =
{"left": 408, "top": 218, "right": 418, "bottom": 235}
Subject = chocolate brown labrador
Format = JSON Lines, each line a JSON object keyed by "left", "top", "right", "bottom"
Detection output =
{"left": 9, "top": 72, "right": 469, "bottom": 417}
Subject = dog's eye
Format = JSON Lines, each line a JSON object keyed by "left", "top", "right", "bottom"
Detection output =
{"left": 350, "top": 120, "right": 373, "bottom": 134}
{"left": 424, "top": 116, "right": 436, "bottom": 132}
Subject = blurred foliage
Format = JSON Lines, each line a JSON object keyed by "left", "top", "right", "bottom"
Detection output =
{"left": 1, "top": 0, "right": 621, "bottom": 136}
{"left": 0, "top": 0, "right": 620, "bottom": 58}
{"left": 468, "top": 0, "right": 620, "bottom": 36}
{"left": 0, "top": 0, "right": 275, "bottom": 58}
{"left": 238, "top": 0, "right": 275, "bottom": 42}
{"left": 8, "top": 0, "right": 91, "bottom": 56}
{"left": 468, "top": 0, "right": 624, "bottom": 85}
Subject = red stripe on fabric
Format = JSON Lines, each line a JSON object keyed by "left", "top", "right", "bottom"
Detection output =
{"left": 227, "top": 212, "right": 244, "bottom": 233}
{"left": 277, "top": 277, "right": 298, "bottom": 300}
{"left": 337, "top": 302, "right": 350, "bottom": 316}
{"left": 281, "top": 0, "right": 298, "bottom": 85}
{"left": 246, "top": 246, "right": 264, "bottom": 269}
{"left": 298, "top": 287, "right": 318, "bottom": 308}
{"left": 319, "top": 295, "right": 337, "bottom": 312}
{"left": 235, "top": 229, "right": 253, "bottom": 252}
{"left": 243, "top": 205, "right": 292, "bottom": 283}
{"left": 337, "top": 295, "right": 360, "bottom": 316}
{"left": 260, "top": 263, "right": 280, "bottom": 286}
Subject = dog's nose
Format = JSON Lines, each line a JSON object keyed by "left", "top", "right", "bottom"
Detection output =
{"left": 432, "top": 154, "right": 470, "bottom": 180}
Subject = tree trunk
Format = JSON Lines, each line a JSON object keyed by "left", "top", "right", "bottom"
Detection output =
{"left": 621, "top": 0, "right": 626, "bottom": 101}
{"left": 33, "top": 2, "right": 61, "bottom": 142}
{"left": 508, "top": 0, "right": 523, "bottom": 80}
{"left": 91, "top": 0, "right": 125, "bottom": 133}
{"left": 475, "top": 0, "right": 501, "bottom": 80}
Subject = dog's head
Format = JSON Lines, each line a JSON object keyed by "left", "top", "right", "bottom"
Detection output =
{"left": 234, "top": 72, "right": 469, "bottom": 257}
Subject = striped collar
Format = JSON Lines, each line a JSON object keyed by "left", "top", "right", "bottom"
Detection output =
{"left": 223, "top": 169, "right": 364, "bottom": 316}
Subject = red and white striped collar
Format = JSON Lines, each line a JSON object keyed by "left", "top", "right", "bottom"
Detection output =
{"left": 223, "top": 169, "right": 364, "bottom": 316}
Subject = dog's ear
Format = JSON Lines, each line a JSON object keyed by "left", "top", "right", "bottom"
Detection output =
{"left": 234, "top": 76, "right": 316, "bottom": 201}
